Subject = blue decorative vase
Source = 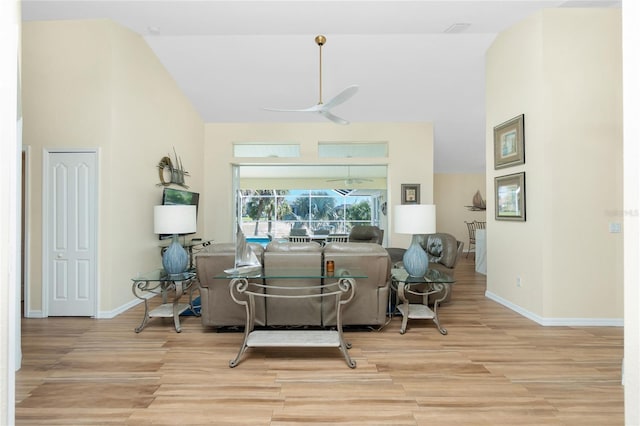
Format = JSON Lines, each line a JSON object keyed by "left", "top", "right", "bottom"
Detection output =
{"left": 163, "top": 234, "right": 188, "bottom": 276}
{"left": 403, "top": 234, "right": 429, "bottom": 277}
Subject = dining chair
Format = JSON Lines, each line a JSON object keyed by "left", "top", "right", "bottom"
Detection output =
{"left": 287, "top": 235, "right": 311, "bottom": 243}
{"left": 326, "top": 234, "right": 349, "bottom": 243}
{"left": 464, "top": 220, "right": 486, "bottom": 258}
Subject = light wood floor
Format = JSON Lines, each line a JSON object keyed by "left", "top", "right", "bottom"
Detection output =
{"left": 16, "top": 255, "right": 624, "bottom": 425}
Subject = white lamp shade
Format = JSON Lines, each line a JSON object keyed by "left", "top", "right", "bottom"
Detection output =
{"left": 394, "top": 204, "right": 436, "bottom": 235}
{"left": 154, "top": 205, "right": 197, "bottom": 235}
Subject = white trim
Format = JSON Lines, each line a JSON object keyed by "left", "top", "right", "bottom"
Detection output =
{"left": 1, "top": 0, "right": 19, "bottom": 421}
{"left": 96, "top": 297, "right": 148, "bottom": 320}
{"left": 22, "top": 145, "right": 32, "bottom": 318}
{"left": 485, "top": 291, "right": 624, "bottom": 327}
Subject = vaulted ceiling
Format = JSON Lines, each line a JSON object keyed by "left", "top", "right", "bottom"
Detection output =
{"left": 22, "top": 0, "right": 621, "bottom": 173}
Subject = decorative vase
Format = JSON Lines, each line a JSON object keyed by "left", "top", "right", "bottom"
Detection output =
{"left": 403, "top": 234, "right": 429, "bottom": 277}
{"left": 162, "top": 234, "right": 188, "bottom": 276}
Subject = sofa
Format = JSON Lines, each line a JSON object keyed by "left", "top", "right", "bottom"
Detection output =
{"left": 195, "top": 241, "right": 391, "bottom": 328}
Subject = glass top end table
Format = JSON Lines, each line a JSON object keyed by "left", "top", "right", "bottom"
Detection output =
{"left": 391, "top": 266, "right": 455, "bottom": 335}
{"left": 131, "top": 269, "right": 198, "bottom": 333}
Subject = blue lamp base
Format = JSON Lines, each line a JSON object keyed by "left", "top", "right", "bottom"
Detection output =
{"left": 162, "top": 234, "right": 189, "bottom": 276}
{"left": 403, "top": 234, "right": 429, "bottom": 277}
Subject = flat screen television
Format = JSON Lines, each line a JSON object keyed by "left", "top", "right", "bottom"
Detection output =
{"left": 159, "top": 188, "right": 200, "bottom": 240}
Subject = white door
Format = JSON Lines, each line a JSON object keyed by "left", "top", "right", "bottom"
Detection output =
{"left": 45, "top": 150, "right": 98, "bottom": 316}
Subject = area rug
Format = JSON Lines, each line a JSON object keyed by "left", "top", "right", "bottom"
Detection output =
{"left": 180, "top": 296, "right": 201, "bottom": 316}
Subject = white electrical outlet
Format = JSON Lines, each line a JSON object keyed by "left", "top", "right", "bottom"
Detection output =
{"left": 516, "top": 276, "right": 521, "bottom": 287}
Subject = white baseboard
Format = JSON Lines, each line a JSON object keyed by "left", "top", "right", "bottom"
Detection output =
{"left": 485, "top": 290, "right": 623, "bottom": 327}
{"left": 24, "top": 310, "right": 45, "bottom": 318}
{"left": 24, "top": 294, "right": 155, "bottom": 319}
{"left": 96, "top": 293, "right": 155, "bottom": 319}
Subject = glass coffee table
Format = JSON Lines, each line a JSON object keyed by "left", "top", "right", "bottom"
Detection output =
{"left": 215, "top": 267, "right": 366, "bottom": 368}
{"left": 391, "top": 267, "right": 455, "bottom": 335}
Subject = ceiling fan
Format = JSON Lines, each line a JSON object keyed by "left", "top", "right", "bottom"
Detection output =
{"left": 326, "top": 166, "right": 373, "bottom": 185}
{"left": 265, "top": 35, "right": 358, "bottom": 125}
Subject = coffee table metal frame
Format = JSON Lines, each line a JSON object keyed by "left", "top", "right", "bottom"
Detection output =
{"left": 221, "top": 268, "right": 362, "bottom": 368}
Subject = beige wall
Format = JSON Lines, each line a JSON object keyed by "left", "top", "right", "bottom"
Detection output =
{"left": 434, "top": 173, "right": 486, "bottom": 246}
{"left": 204, "top": 122, "right": 434, "bottom": 249}
{"left": 485, "top": 9, "right": 623, "bottom": 322}
{"left": 22, "top": 20, "right": 204, "bottom": 316}
{"left": 21, "top": 19, "right": 434, "bottom": 316}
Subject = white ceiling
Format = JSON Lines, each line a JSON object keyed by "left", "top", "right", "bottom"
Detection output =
{"left": 21, "top": 0, "right": 621, "bottom": 173}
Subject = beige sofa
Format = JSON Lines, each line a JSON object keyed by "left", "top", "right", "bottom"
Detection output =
{"left": 195, "top": 241, "right": 391, "bottom": 329}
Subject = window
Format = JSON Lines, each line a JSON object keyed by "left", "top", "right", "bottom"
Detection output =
{"left": 318, "top": 142, "right": 388, "bottom": 158}
{"left": 238, "top": 189, "right": 380, "bottom": 238}
{"left": 233, "top": 143, "right": 300, "bottom": 158}
{"left": 233, "top": 164, "right": 387, "bottom": 241}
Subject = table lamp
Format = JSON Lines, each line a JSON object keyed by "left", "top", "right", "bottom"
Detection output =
{"left": 154, "top": 205, "right": 197, "bottom": 276}
{"left": 394, "top": 204, "right": 436, "bottom": 277}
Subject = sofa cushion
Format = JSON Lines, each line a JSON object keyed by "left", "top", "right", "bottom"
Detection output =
{"left": 323, "top": 241, "right": 385, "bottom": 254}
{"left": 266, "top": 240, "right": 322, "bottom": 252}
{"left": 323, "top": 242, "right": 391, "bottom": 326}
{"left": 202, "top": 242, "right": 264, "bottom": 258}
{"left": 194, "top": 243, "right": 266, "bottom": 326}
{"left": 264, "top": 241, "right": 323, "bottom": 326}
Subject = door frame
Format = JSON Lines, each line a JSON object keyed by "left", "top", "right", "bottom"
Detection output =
{"left": 42, "top": 148, "right": 100, "bottom": 317}
{"left": 22, "top": 146, "right": 30, "bottom": 318}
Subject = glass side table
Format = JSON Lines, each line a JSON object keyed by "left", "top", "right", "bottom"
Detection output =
{"left": 131, "top": 269, "right": 198, "bottom": 333}
{"left": 391, "top": 267, "right": 455, "bottom": 335}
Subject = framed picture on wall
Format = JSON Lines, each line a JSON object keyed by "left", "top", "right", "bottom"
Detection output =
{"left": 493, "top": 114, "right": 525, "bottom": 169}
{"left": 401, "top": 184, "right": 420, "bottom": 204}
{"left": 495, "top": 172, "right": 526, "bottom": 221}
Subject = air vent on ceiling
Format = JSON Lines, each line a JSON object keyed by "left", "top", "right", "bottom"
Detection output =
{"left": 444, "top": 23, "right": 471, "bottom": 34}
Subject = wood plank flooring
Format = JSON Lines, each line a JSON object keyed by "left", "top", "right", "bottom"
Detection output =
{"left": 15, "top": 255, "right": 624, "bottom": 425}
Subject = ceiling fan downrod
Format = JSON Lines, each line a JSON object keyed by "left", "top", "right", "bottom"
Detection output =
{"left": 315, "top": 35, "right": 326, "bottom": 105}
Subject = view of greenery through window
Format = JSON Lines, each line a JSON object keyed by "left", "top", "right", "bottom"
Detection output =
{"left": 239, "top": 189, "right": 379, "bottom": 238}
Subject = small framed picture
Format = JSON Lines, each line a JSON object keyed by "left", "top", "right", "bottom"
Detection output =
{"left": 495, "top": 172, "right": 526, "bottom": 221}
{"left": 494, "top": 114, "right": 525, "bottom": 169}
{"left": 401, "top": 184, "right": 420, "bottom": 205}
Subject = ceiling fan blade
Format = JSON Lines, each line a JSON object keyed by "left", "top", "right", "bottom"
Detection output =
{"left": 263, "top": 105, "right": 349, "bottom": 124}
{"left": 322, "top": 85, "right": 359, "bottom": 110}
{"left": 320, "top": 110, "right": 350, "bottom": 125}
{"left": 264, "top": 104, "right": 322, "bottom": 113}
